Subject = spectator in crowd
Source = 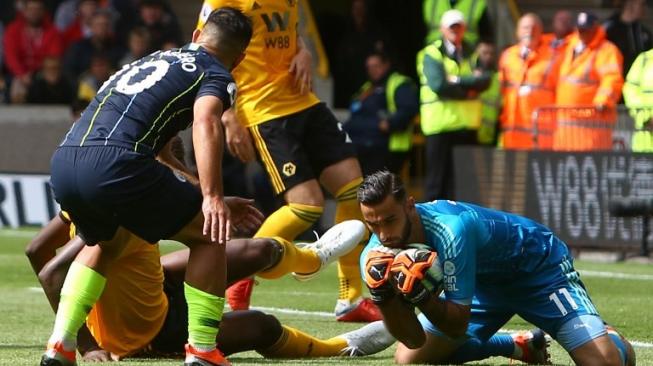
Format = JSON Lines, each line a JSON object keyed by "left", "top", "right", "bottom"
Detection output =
{"left": 344, "top": 52, "right": 419, "bottom": 176}
{"left": 54, "top": 0, "right": 80, "bottom": 30}
{"left": 0, "top": 20, "right": 3, "bottom": 70}
{"left": 76, "top": 52, "right": 112, "bottom": 102}
{"left": 554, "top": 12, "right": 624, "bottom": 151}
{"left": 623, "top": 47, "right": 653, "bottom": 152}
{"left": 63, "top": 9, "right": 124, "bottom": 79}
{"left": 26, "top": 56, "right": 75, "bottom": 104}
{"left": 474, "top": 41, "right": 500, "bottom": 146}
{"left": 3, "top": 0, "right": 63, "bottom": 103}
{"left": 333, "top": 0, "right": 389, "bottom": 107}
{"left": 417, "top": 10, "right": 490, "bottom": 200}
{"left": 134, "top": 0, "right": 182, "bottom": 50}
{"left": 0, "top": 21, "right": 5, "bottom": 104}
{"left": 119, "top": 27, "right": 152, "bottom": 65}
{"left": 604, "top": 0, "right": 652, "bottom": 75}
{"left": 422, "top": 0, "right": 494, "bottom": 46}
{"left": 499, "top": 13, "right": 562, "bottom": 150}
{"left": 543, "top": 10, "right": 574, "bottom": 54}
{"left": 59, "top": 0, "right": 99, "bottom": 48}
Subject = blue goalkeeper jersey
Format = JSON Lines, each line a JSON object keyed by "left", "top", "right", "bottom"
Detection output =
{"left": 61, "top": 43, "right": 236, "bottom": 155}
{"left": 363, "top": 200, "right": 564, "bottom": 305}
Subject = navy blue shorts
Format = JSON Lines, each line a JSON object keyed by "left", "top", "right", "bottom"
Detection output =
{"left": 50, "top": 145, "right": 201, "bottom": 244}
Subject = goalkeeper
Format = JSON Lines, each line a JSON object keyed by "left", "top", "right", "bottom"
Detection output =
{"left": 357, "top": 170, "right": 636, "bottom": 366}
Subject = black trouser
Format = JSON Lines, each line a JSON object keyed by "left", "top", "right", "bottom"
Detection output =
{"left": 355, "top": 144, "right": 390, "bottom": 177}
{"left": 424, "top": 129, "right": 478, "bottom": 201}
{"left": 386, "top": 151, "right": 409, "bottom": 175}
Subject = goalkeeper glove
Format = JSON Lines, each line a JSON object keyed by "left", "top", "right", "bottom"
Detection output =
{"left": 390, "top": 248, "right": 437, "bottom": 305}
{"left": 363, "top": 247, "right": 398, "bottom": 304}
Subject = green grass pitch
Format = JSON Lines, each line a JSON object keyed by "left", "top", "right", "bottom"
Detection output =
{"left": 0, "top": 229, "right": 651, "bottom": 365}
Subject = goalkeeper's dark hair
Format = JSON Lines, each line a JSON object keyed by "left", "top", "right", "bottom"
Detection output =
{"left": 203, "top": 7, "right": 252, "bottom": 55}
{"left": 358, "top": 170, "right": 407, "bottom": 205}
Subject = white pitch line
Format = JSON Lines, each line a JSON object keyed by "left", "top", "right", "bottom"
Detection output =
{"left": 251, "top": 305, "right": 332, "bottom": 318}
{"left": 22, "top": 288, "right": 653, "bottom": 348}
{"left": 579, "top": 270, "right": 653, "bottom": 281}
{"left": 253, "top": 305, "right": 653, "bottom": 348}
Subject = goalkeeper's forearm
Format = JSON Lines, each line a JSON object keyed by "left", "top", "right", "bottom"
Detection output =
{"left": 417, "top": 297, "right": 470, "bottom": 339}
{"left": 378, "top": 296, "right": 425, "bottom": 349}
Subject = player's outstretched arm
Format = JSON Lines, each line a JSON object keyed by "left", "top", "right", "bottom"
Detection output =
{"left": 25, "top": 214, "right": 72, "bottom": 274}
{"left": 193, "top": 95, "right": 231, "bottom": 244}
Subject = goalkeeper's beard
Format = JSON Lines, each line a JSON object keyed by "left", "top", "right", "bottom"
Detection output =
{"left": 398, "top": 212, "right": 412, "bottom": 248}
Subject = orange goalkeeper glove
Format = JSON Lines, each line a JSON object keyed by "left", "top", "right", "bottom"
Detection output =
{"left": 363, "top": 247, "right": 398, "bottom": 304}
{"left": 390, "top": 248, "right": 438, "bottom": 305}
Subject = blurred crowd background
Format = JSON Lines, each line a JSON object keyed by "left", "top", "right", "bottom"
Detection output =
{"left": 1, "top": 0, "right": 653, "bottom": 221}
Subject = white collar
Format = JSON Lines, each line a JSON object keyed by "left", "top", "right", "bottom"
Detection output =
{"left": 443, "top": 38, "right": 459, "bottom": 56}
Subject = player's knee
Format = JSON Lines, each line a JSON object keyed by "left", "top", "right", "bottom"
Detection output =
{"left": 599, "top": 353, "right": 625, "bottom": 366}
{"left": 625, "top": 339, "right": 636, "bottom": 366}
{"left": 285, "top": 181, "right": 325, "bottom": 207}
{"left": 579, "top": 349, "right": 625, "bottom": 366}
{"left": 249, "top": 311, "right": 283, "bottom": 348}
{"left": 252, "top": 238, "right": 282, "bottom": 270}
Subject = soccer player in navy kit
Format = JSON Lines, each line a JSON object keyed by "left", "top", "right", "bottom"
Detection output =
{"left": 358, "top": 171, "right": 636, "bottom": 365}
{"left": 41, "top": 8, "right": 252, "bottom": 366}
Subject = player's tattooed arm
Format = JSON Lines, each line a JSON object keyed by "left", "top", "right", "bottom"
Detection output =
{"left": 289, "top": 36, "right": 313, "bottom": 95}
{"left": 157, "top": 138, "right": 200, "bottom": 186}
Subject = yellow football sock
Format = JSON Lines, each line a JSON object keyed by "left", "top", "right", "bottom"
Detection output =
{"left": 258, "top": 325, "right": 348, "bottom": 358}
{"left": 254, "top": 203, "right": 323, "bottom": 240}
{"left": 334, "top": 177, "right": 367, "bottom": 302}
{"left": 334, "top": 178, "right": 364, "bottom": 224}
{"left": 258, "top": 237, "right": 321, "bottom": 279}
{"left": 337, "top": 244, "right": 364, "bottom": 302}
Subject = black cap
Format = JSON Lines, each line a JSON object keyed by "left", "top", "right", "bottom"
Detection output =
{"left": 576, "top": 12, "right": 598, "bottom": 30}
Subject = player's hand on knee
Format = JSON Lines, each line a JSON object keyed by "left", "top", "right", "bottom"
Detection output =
{"left": 202, "top": 195, "right": 231, "bottom": 244}
{"left": 364, "top": 247, "right": 399, "bottom": 304}
{"left": 224, "top": 196, "right": 264, "bottom": 236}
{"left": 390, "top": 248, "right": 438, "bottom": 305}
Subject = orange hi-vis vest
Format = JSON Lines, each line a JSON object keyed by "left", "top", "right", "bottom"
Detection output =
{"left": 554, "top": 28, "right": 624, "bottom": 151}
{"left": 498, "top": 41, "right": 561, "bottom": 150}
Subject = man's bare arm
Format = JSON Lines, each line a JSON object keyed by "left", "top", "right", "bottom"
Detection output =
{"left": 193, "top": 95, "right": 230, "bottom": 244}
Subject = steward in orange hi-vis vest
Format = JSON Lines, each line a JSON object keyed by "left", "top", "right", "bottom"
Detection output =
{"left": 499, "top": 14, "right": 562, "bottom": 150}
{"left": 554, "top": 12, "right": 623, "bottom": 151}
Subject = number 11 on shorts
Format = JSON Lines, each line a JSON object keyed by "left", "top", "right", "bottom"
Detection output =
{"left": 549, "top": 288, "right": 579, "bottom": 316}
